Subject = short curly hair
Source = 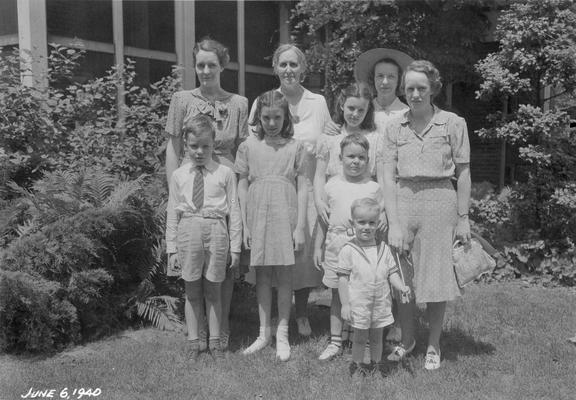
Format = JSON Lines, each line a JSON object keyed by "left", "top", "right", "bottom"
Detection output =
{"left": 193, "top": 37, "right": 230, "bottom": 68}
{"left": 401, "top": 60, "right": 443, "bottom": 100}
{"left": 272, "top": 44, "right": 308, "bottom": 81}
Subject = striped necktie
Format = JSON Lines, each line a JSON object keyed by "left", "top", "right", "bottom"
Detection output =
{"left": 192, "top": 166, "right": 204, "bottom": 209}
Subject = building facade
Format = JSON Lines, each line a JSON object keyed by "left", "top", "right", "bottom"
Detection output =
{"left": 1, "top": 0, "right": 507, "bottom": 185}
{"left": 1, "top": 0, "right": 292, "bottom": 101}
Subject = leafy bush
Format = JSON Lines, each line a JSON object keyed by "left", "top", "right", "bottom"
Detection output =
{"left": 0, "top": 170, "right": 181, "bottom": 353}
{"left": 473, "top": 0, "right": 576, "bottom": 286}
{"left": 293, "top": 0, "right": 488, "bottom": 107}
{"left": 0, "top": 45, "right": 179, "bottom": 186}
{"left": 0, "top": 44, "right": 186, "bottom": 353}
{"left": 0, "top": 270, "right": 80, "bottom": 353}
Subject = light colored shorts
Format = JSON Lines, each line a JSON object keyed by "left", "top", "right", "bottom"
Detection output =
{"left": 322, "top": 229, "right": 354, "bottom": 289}
{"left": 350, "top": 292, "right": 394, "bottom": 330}
{"left": 177, "top": 215, "right": 229, "bottom": 283}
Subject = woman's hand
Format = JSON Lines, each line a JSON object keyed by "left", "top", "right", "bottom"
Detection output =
{"left": 387, "top": 223, "right": 405, "bottom": 252}
{"left": 243, "top": 226, "right": 251, "bottom": 250}
{"left": 293, "top": 226, "right": 306, "bottom": 252}
{"left": 455, "top": 215, "right": 471, "bottom": 244}
{"left": 324, "top": 120, "right": 341, "bottom": 136}
{"left": 315, "top": 198, "right": 330, "bottom": 226}
{"left": 313, "top": 245, "right": 324, "bottom": 272}
{"left": 229, "top": 251, "right": 241, "bottom": 280}
{"left": 377, "top": 212, "right": 388, "bottom": 235}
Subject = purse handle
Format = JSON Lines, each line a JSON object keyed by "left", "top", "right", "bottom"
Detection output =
{"left": 391, "top": 248, "right": 410, "bottom": 287}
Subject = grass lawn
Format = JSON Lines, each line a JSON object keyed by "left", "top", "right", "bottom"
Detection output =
{"left": 1, "top": 282, "right": 575, "bottom": 400}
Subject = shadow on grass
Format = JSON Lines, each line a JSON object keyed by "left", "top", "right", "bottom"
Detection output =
{"left": 229, "top": 282, "right": 496, "bottom": 361}
{"left": 228, "top": 283, "right": 333, "bottom": 351}
{"left": 408, "top": 309, "right": 496, "bottom": 361}
{"left": 439, "top": 326, "right": 496, "bottom": 361}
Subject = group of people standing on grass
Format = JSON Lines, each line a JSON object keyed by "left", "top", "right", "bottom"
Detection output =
{"left": 164, "top": 37, "right": 471, "bottom": 374}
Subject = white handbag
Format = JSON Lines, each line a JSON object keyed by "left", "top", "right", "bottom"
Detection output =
{"left": 453, "top": 239, "right": 496, "bottom": 288}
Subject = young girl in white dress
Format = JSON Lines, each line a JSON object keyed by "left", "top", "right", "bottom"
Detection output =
{"left": 235, "top": 90, "right": 309, "bottom": 361}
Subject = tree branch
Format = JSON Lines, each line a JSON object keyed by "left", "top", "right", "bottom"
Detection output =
{"left": 543, "top": 89, "right": 570, "bottom": 104}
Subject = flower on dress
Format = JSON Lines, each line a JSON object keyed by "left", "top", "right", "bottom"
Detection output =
{"left": 190, "top": 92, "right": 229, "bottom": 123}
{"left": 214, "top": 101, "right": 229, "bottom": 121}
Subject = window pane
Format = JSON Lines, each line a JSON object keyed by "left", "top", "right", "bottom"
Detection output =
{"left": 129, "top": 56, "right": 174, "bottom": 87}
{"left": 245, "top": 1, "right": 278, "bottom": 67}
{"left": 47, "top": 0, "right": 113, "bottom": 43}
{"left": 246, "top": 72, "right": 277, "bottom": 105}
{"left": 195, "top": 1, "right": 237, "bottom": 62}
{"left": 0, "top": 0, "right": 17, "bottom": 36}
{"left": 124, "top": 1, "right": 174, "bottom": 53}
{"left": 219, "top": 69, "right": 238, "bottom": 94}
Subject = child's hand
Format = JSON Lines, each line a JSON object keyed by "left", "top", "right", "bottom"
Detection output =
{"left": 315, "top": 199, "right": 330, "bottom": 226}
{"left": 313, "top": 246, "right": 324, "bottom": 272}
{"left": 229, "top": 252, "right": 241, "bottom": 280}
{"left": 293, "top": 226, "right": 305, "bottom": 252}
{"left": 167, "top": 253, "right": 180, "bottom": 275}
{"left": 230, "top": 252, "right": 240, "bottom": 268}
{"left": 341, "top": 304, "right": 351, "bottom": 323}
{"left": 399, "top": 285, "right": 411, "bottom": 304}
{"left": 243, "top": 227, "right": 251, "bottom": 250}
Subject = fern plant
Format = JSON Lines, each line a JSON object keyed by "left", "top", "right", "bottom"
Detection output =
{"left": 129, "top": 196, "right": 183, "bottom": 331}
{"left": 0, "top": 169, "right": 182, "bottom": 352}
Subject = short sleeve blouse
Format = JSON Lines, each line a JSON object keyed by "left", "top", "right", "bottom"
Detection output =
{"left": 165, "top": 88, "right": 249, "bottom": 166}
{"left": 234, "top": 135, "right": 308, "bottom": 182}
{"left": 382, "top": 108, "right": 470, "bottom": 180}
{"left": 373, "top": 97, "right": 409, "bottom": 134}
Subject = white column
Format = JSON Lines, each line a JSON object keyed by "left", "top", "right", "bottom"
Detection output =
{"left": 112, "top": 0, "right": 125, "bottom": 128}
{"left": 237, "top": 0, "right": 245, "bottom": 96}
{"left": 175, "top": 0, "right": 195, "bottom": 90}
{"left": 17, "top": 0, "right": 48, "bottom": 90}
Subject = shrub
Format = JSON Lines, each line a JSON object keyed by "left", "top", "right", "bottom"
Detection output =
{"left": 473, "top": 0, "right": 576, "bottom": 286}
{"left": 0, "top": 45, "right": 185, "bottom": 353}
{"left": 0, "top": 45, "right": 179, "bottom": 187}
{"left": 0, "top": 169, "right": 180, "bottom": 353}
{"left": 0, "top": 270, "right": 80, "bottom": 353}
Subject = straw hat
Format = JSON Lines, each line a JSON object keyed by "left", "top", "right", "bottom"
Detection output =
{"left": 354, "top": 48, "right": 415, "bottom": 83}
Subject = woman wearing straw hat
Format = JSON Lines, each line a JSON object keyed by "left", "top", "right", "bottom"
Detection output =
{"left": 354, "top": 48, "right": 416, "bottom": 349}
{"left": 354, "top": 48, "right": 414, "bottom": 133}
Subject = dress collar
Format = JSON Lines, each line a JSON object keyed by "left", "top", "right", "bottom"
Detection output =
{"left": 373, "top": 97, "right": 408, "bottom": 113}
{"left": 400, "top": 105, "right": 448, "bottom": 126}
{"left": 276, "top": 87, "right": 316, "bottom": 100}
{"left": 189, "top": 89, "right": 231, "bottom": 122}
